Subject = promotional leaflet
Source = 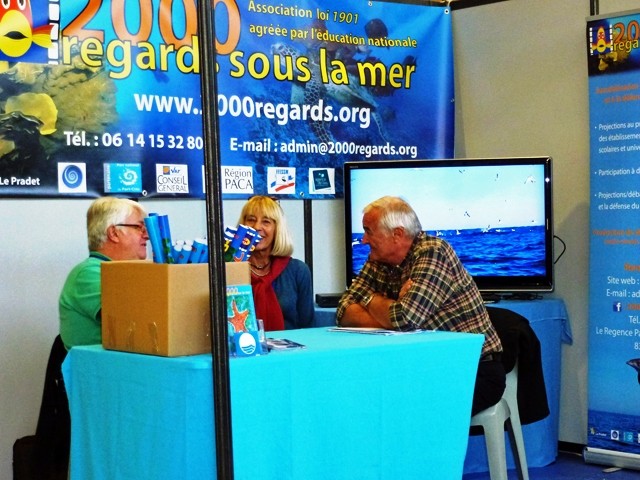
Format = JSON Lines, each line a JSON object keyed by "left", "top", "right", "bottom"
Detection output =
{"left": 0, "top": 0, "right": 454, "bottom": 199}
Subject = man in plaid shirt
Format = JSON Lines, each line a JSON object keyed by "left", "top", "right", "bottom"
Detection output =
{"left": 337, "top": 195, "right": 505, "bottom": 415}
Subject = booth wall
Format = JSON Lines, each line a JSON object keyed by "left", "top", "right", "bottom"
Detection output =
{"left": 1, "top": 0, "right": 634, "bottom": 477}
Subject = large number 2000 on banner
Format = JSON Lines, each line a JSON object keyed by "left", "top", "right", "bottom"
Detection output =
{"left": 0, "top": 0, "right": 453, "bottom": 198}
{"left": 586, "top": 9, "right": 640, "bottom": 467}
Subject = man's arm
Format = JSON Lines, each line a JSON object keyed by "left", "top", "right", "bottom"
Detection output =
{"left": 339, "top": 294, "right": 394, "bottom": 329}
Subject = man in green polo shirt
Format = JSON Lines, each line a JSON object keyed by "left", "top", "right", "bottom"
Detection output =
{"left": 59, "top": 197, "right": 149, "bottom": 350}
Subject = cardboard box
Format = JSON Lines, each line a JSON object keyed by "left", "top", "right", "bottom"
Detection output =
{"left": 101, "top": 261, "right": 250, "bottom": 356}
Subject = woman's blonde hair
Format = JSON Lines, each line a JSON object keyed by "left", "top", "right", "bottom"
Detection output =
{"left": 238, "top": 196, "right": 293, "bottom": 257}
{"left": 87, "top": 197, "right": 147, "bottom": 251}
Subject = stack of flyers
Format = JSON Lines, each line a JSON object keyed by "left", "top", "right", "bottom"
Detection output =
{"left": 223, "top": 224, "right": 262, "bottom": 262}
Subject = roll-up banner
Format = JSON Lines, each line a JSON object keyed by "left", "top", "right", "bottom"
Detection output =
{"left": 586, "top": 8, "right": 640, "bottom": 470}
{"left": 0, "top": 0, "right": 453, "bottom": 199}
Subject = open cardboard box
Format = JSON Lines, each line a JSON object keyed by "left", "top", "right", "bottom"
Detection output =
{"left": 101, "top": 261, "right": 250, "bottom": 356}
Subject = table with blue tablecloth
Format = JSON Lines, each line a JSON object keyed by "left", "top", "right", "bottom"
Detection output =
{"left": 315, "top": 298, "right": 572, "bottom": 473}
{"left": 63, "top": 327, "right": 484, "bottom": 480}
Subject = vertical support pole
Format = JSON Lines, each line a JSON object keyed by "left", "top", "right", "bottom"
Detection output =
{"left": 195, "top": 1, "right": 235, "bottom": 479}
{"left": 304, "top": 199, "right": 314, "bottom": 283}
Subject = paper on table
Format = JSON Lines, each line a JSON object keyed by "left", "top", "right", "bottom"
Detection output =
{"left": 266, "top": 338, "right": 306, "bottom": 350}
{"left": 328, "top": 327, "right": 431, "bottom": 336}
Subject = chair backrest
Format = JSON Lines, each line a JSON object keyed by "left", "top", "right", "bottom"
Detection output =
{"left": 34, "top": 335, "right": 70, "bottom": 475}
{"left": 485, "top": 307, "right": 550, "bottom": 425}
{"left": 504, "top": 361, "right": 518, "bottom": 403}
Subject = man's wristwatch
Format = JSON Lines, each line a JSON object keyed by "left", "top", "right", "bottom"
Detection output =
{"left": 362, "top": 293, "right": 375, "bottom": 309}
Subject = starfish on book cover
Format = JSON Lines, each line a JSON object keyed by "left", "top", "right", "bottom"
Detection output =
{"left": 228, "top": 298, "right": 250, "bottom": 332}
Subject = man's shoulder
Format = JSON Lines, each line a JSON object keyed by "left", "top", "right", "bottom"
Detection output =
{"left": 65, "top": 256, "right": 103, "bottom": 281}
{"left": 60, "top": 257, "right": 103, "bottom": 303}
{"left": 414, "top": 232, "right": 448, "bottom": 250}
{"left": 409, "top": 234, "right": 458, "bottom": 264}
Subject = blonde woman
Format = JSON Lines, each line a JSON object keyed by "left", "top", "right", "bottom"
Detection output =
{"left": 238, "top": 196, "right": 314, "bottom": 331}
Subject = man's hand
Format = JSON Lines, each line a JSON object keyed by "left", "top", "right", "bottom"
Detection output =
{"left": 399, "top": 279, "right": 413, "bottom": 299}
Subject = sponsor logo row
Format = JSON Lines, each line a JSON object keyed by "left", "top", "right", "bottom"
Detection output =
{"left": 52, "top": 163, "right": 336, "bottom": 196}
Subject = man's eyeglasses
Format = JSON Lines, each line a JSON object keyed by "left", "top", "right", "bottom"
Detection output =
{"left": 115, "top": 223, "right": 146, "bottom": 233}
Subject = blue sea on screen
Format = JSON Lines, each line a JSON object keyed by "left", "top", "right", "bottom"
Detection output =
{"left": 351, "top": 226, "right": 546, "bottom": 277}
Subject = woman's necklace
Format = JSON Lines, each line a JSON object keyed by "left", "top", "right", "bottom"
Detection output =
{"left": 250, "top": 259, "right": 271, "bottom": 277}
{"left": 251, "top": 265, "right": 271, "bottom": 277}
{"left": 251, "top": 260, "right": 271, "bottom": 270}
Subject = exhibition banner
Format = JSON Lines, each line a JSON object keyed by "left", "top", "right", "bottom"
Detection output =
{"left": 0, "top": 0, "right": 454, "bottom": 199}
{"left": 587, "top": 9, "right": 640, "bottom": 463}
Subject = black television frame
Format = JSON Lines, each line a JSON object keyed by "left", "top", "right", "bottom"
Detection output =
{"left": 343, "top": 156, "right": 554, "bottom": 296}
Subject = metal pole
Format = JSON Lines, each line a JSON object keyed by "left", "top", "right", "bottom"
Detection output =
{"left": 303, "top": 199, "right": 314, "bottom": 282}
{"left": 195, "top": 0, "right": 235, "bottom": 478}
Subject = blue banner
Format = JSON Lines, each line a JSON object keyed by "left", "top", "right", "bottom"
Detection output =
{"left": 0, "top": 0, "right": 453, "bottom": 198}
{"left": 213, "top": 0, "right": 453, "bottom": 198}
{"left": 587, "top": 9, "right": 640, "bottom": 461}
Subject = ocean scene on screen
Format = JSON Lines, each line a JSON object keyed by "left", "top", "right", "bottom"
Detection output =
{"left": 349, "top": 162, "right": 550, "bottom": 280}
{"left": 588, "top": 410, "right": 640, "bottom": 455}
{"left": 351, "top": 225, "right": 547, "bottom": 277}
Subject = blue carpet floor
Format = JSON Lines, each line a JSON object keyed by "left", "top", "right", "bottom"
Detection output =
{"left": 462, "top": 449, "right": 640, "bottom": 480}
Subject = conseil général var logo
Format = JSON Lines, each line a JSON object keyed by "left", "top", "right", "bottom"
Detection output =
{"left": 156, "top": 164, "right": 189, "bottom": 194}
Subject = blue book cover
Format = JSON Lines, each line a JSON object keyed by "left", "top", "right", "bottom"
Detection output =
{"left": 226, "top": 284, "right": 257, "bottom": 334}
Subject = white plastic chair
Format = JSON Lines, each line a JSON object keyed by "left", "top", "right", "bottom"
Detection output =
{"left": 469, "top": 362, "right": 529, "bottom": 480}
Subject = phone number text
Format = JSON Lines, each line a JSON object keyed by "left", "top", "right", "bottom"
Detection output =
{"left": 64, "top": 131, "right": 204, "bottom": 150}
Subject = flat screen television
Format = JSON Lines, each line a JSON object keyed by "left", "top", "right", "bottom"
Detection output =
{"left": 344, "top": 157, "right": 554, "bottom": 296}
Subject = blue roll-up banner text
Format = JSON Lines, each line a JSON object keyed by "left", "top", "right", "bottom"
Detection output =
{"left": 0, "top": 0, "right": 453, "bottom": 199}
{"left": 587, "top": 8, "right": 640, "bottom": 462}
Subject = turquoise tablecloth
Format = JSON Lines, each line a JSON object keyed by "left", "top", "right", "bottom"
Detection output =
{"left": 63, "top": 327, "right": 484, "bottom": 480}
{"left": 315, "top": 298, "right": 572, "bottom": 472}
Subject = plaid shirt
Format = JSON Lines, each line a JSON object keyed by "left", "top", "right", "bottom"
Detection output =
{"left": 337, "top": 232, "right": 502, "bottom": 356}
